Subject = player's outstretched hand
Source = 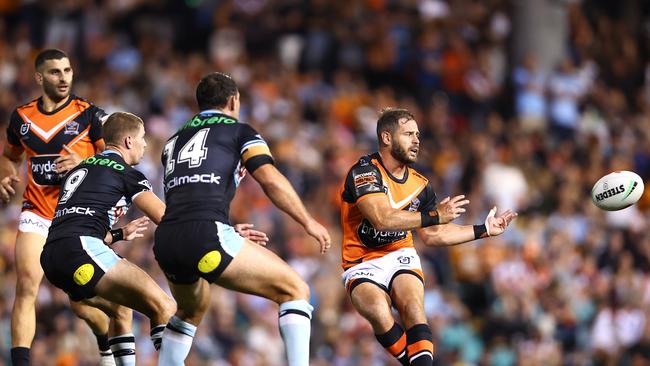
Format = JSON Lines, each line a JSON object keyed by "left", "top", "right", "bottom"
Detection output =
{"left": 122, "top": 216, "right": 151, "bottom": 241}
{"left": 435, "top": 195, "right": 470, "bottom": 224}
{"left": 0, "top": 175, "right": 20, "bottom": 203}
{"left": 304, "top": 218, "right": 331, "bottom": 254}
{"left": 235, "top": 223, "right": 269, "bottom": 246}
{"left": 55, "top": 145, "right": 83, "bottom": 173}
{"left": 485, "top": 207, "right": 517, "bottom": 237}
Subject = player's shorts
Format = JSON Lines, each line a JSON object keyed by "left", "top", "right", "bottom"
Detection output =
{"left": 40, "top": 236, "right": 121, "bottom": 301}
{"left": 18, "top": 211, "right": 51, "bottom": 238}
{"left": 342, "top": 247, "right": 424, "bottom": 295}
{"left": 154, "top": 220, "right": 244, "bottom": 284}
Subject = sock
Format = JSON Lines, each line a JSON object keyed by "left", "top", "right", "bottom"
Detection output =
{"left": 158, "top": 316, "right": 197, "bottom": 366}
{"left": 376, "top": 323, "right": 409, "bottom": 366}
{"left": 278, "top": 299, "right": 313, "bottom": 366}
{"left": 406, "top": 324, "right": 434, "bottom": 366}
{"left": 95, "top": 333, "right": 115, "bottom": 366}
{"left": 11, "top": 347, "right": 30, "bottom": 366}
{"left": 109, "top": 333, "right": 136, "bottom": 366}
{"left": 150, "top": 324, "right": 166, "bottom": 351}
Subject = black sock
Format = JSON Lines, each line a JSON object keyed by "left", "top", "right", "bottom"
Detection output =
{"left": 376, "top": 323, "right": 409, "bottom": 366}
{"left": 406, "top": 324, "right": 434, "bottom": 366}
{"left": 11, "top": 347, "right": 30, "bottom": 366}
{"left": 95, "top": 333, "right": 112, "bottom": 355}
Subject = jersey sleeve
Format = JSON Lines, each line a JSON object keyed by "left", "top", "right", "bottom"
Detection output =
{"left": 341, "top": 163, "right": 385, "bottom": 203}
{"left": 238, "top": 123, "right": 274, "bottom": 173}
{"left": 124, "top": 169, "right": 153, "bottom": 201}
{"left": 418, "top": 183, "right": 437, "bottom": 212}
{"left": 6, "top": 110, "right": 24, "bottom": 149}
{"left": 88, "top": 105, "right": 107, "bottom": 142}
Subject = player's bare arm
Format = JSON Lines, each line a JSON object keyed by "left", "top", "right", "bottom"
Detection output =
{"left": 251, "top": 163, "right": 331, "bottom": 253}
{"left": 133, "top": 191, "right": 166, "bottom": 225}
{"left": 357, "top": 193, "right": 469, "bottom": 231}
{"left": 0, "top": 145, "right": 23, "bottom": 203}
{"left": 416, "top": 206, "right": 517, "bottom": 246}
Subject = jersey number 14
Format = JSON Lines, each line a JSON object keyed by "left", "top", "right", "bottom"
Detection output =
{"left": 163, "top": 128, "right": 210, "bottom": 176}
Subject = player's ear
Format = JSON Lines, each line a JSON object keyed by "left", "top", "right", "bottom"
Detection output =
{"left": 35, "top": 72, "right": 43, "bottom": 85}
{"left": 226, "top": 95, "right": 236, "bottom": 112}
{"left": 380, "top": 131, "right": 391, "bottom": 146}
{"left": 124, "top": 135, "right": 132, "bottom": 149}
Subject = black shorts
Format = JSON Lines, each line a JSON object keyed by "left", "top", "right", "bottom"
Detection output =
{"left": 154, "top": 220, "right": 244, "bottom": 284}
{"left": 40, "top": 236, "right": 122, "bottom": 301}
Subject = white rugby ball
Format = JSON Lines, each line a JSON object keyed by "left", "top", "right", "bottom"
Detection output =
{"left": 591, "top": 171, "right": 645, "bottom": 211}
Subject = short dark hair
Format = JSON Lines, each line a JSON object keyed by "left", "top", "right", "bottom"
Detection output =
{"left": 103, "top": 112, "right": 144, "bottom": 145}
{"left": 196, "top": 72, "right": 238, "bottom": 111}
{"left": 35, "top": 49, "right": 68, "bottom": 70}
{"left": 376, "top": 108, "right": 415, "bottom": 145}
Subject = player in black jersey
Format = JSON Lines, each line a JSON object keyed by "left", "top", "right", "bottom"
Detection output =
{"left": 40, "top": 112, "right": 177, "bottom": 361}
{"left": 155, "top": 73, "right": 331, "bottom": 366}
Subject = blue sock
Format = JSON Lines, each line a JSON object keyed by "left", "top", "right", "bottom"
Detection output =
{"left": 278, "top": 299, "right": 313, "bottom": 366}
{"left": 158, "top": 316, "right": 197, "bottom": 366}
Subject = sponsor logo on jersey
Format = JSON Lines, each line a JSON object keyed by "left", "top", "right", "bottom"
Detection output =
{"left": 181, "top": 114, "right": 237, "bottom": 130}
{"left": 82, "top": 156, "right": 125, "bottom": 171}
{"left": 165, "top": 173, "right": 221, "bottom": 191}
{"left": 32, "top": 160, "right": 57, "bottom": 175}
{"left": 64, "top": 121, "right": 80, "bottom": 135}
{"left": 54, "top": 206, "right": 96, "bottom": 218}
{"left": 357, "top": 219, "right": 407, "bottom": 248}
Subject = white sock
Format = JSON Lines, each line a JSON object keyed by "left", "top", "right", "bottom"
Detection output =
{"left": 157, "top": 316, "right": 197, "bottom": 366}
{"left": 279, "top": 300, "right": 313, "bottom": 366}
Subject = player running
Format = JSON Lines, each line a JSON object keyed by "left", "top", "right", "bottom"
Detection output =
{"left": 0, "top": 49, "right": 131, "bottom": 366}
{"left": 340, "top": 108, "right": 517, "bottom": 366}
{"left": 154, "top": 72, "right": 331, "bottom": 366}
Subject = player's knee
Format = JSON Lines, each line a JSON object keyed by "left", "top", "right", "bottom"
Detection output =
{"left": 156, "top": 296, "right": 176, "bottom": 320}
{"left": 113, "top": 305, "right": 132, "bottom": 325}
{"left": 14, "top": 273, "right": 41, "bottom": 299}
{"left": 274, "top": 276, "right": 310, "bottom": 304}
{"left": 396, "top": 299, "right": 425, "bottom": 323}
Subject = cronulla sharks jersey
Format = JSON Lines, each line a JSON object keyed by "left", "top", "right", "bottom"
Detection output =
{"left": 160, "top": 110, "right": 273, "bottom": 224}
{"left": 47, "top": 151, "right": 151, "bottom": 242}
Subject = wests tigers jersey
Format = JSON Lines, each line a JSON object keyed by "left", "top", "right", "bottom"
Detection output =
{"left": 160, "top": 110, "right": 274, "bottom": 225}
{"left": 6, "top": 95, "right": 105, "bottom": 219}
{"left": 340, "top": 153, "right": 437, "bottom": 269}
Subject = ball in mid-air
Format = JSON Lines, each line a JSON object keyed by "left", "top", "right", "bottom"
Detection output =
{"left": 591, "top": 171, "right": 645, "bottom": 211}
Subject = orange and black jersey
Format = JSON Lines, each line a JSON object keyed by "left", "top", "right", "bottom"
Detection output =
{"left": 6, "top": 95, "right": 105, "bottom": 218}
{"left": 340, "top": 153, "right": 437, "bottom": 269}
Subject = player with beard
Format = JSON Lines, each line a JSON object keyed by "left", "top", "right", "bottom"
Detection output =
{"left": 0, "top": 49, "right": 131, "bottom": 366}
{"left": 339, "top": 108, "right": 517, "bottom": 365}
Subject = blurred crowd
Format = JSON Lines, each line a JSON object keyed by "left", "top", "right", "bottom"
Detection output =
{"left": 2, "top": 0, "right": 650, "bottom": 365}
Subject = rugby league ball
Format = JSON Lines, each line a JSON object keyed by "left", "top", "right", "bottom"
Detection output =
{"left": 591, "top": 171, "right": 644, "bottom": 211}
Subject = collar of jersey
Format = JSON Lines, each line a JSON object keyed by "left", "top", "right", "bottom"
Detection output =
{"left": 374, "top": 152, "right": 409, "bottom": 184}
{"left": 101, "top": 149, "right": 122, "bottom": 157}
{"left": 199, "top": 109, "right": 225, "bottom": 115}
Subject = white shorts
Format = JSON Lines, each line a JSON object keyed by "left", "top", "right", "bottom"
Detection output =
{"left": 342, "top": 247, "right": 423, "bottom": 294}
{"left": 18, "top": 211, "right": 51, "bottom": 238}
